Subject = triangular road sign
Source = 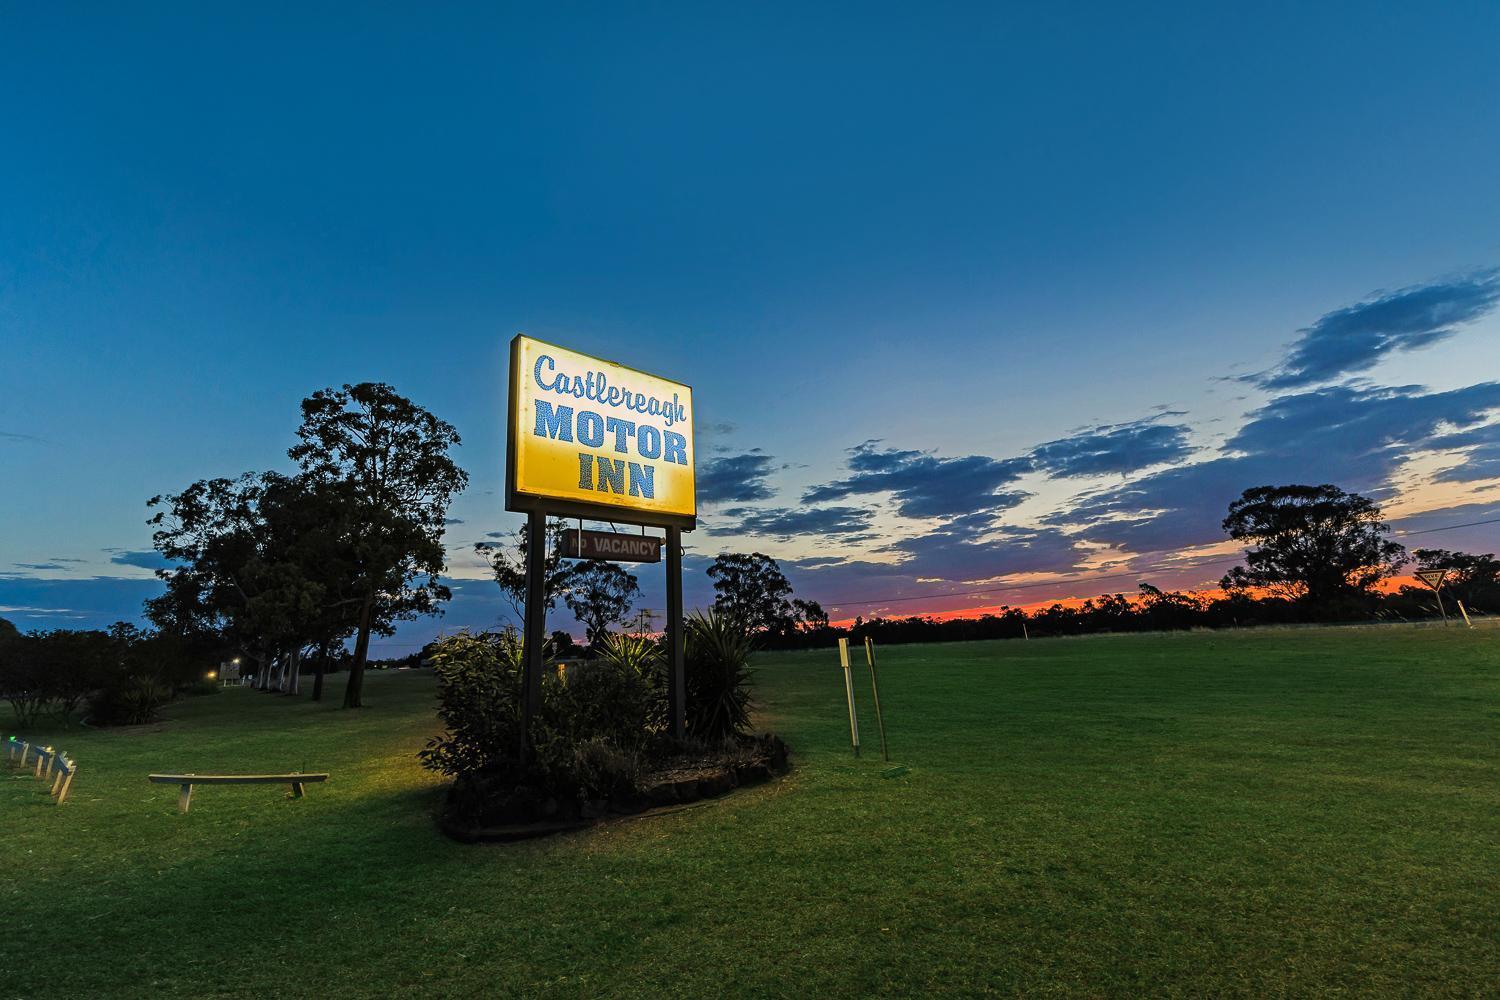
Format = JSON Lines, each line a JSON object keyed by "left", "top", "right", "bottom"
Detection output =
{"left": 1415, "top": 569, "right": 1448, "bottom": 589}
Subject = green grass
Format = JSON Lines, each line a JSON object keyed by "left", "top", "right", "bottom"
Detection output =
{"left": 4, "top": 625, "right": 1498, "bottom": 997}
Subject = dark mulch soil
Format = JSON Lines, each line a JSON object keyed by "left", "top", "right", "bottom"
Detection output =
{"left": 439, "top": 733, "right": 790, "bottom": 843}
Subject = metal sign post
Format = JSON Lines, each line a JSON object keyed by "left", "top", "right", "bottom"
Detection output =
{"left": 521, "top": 509, "right": 547, "bottom": 758}
{"left": 665, "top": 527, "right": 685, "bottom": 741}
{"left": 1415, "top": 568, "right": 1450, "bottom": 626}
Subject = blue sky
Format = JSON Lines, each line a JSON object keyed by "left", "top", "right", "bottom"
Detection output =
{"left": 3, "top": 4, "right": 1499, "bottom": 652}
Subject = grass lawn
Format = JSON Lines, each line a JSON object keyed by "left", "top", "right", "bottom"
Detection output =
{"left": 4, "top": 625, "right": 1498, "bottom": 997}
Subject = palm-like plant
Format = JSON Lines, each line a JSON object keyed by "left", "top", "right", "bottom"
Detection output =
{"left": 683, "top": 609, "right": 755, "bottom": 741}
{"left": 593, "top": 631, "right": 662, "bottom": 678}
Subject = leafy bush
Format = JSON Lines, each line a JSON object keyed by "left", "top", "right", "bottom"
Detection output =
{"left": 567, "top": 736, "right": 642, "bottom": 802}
{"left": 420, "top": 630, "right": 526, "bottom": 780}
{"left": 421, "top": 629, "right": 652, "bottom": 806}
{"left": 593, "top": 630, "right": 667, "bottom": 733}
{"left": 424, "top": 621, "right": 767, "bottom": 825}
{"left": 89, "top": 674, "right": 173, "bottom": 727}
{"left": 545, "top": 656, "right": 656, "bottom": 751}
{"left": 684, "top": 609, "right": 755, "bottom": 741}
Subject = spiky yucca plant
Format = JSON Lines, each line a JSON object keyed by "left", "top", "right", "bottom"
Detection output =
{"left": 593, "top": 631, "right": 663, "bottom": 679}
{"left": 683, "top": 609, "right": 755, "bottom": 741}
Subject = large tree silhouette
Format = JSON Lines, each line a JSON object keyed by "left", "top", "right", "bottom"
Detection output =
{"left": 290, "top": 383, "right": 467, "bottom": 708}
{"left": 1220, "top": 484, "right": 1405, "bottom": 605}
{"left": 707, "top": 552, "right": 796, "bottom": 634}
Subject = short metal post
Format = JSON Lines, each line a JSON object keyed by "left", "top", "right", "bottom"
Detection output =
{"left": 1458, "top": 601, "right": 1474, "bottom": 628}
{"left": 864, "top": 638, "right": 889, "bottom": 762}
{"left": 838, "top": 638, "right": 860, "bottom": 757}
{"left": 178, "top": 782, "right": 193, "bottom": 814}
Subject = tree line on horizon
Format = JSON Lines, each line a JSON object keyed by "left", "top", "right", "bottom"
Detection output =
{"left": 762, "top": 484, "right": 1498, "bottom": 649}
{"left": 2, "top": 378, "right": 1495, "bottom": 729}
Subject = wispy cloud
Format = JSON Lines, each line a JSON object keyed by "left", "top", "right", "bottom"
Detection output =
{"left": 1257, "top": 270, "right": 1500, "bottom": 389}
{"left": 1428, "top": 422, "right": 1500, "bottom": 483}
{"left": 0, "top": 576, "right": 165, "bottom": 631}
{"left": 107, "top": 549, "right": 173, "bottom": 571}
{"left": 1053, "top": 381, "right": 1500, "bottom": 552}
{"left": 803, "top": 441, "right": 1031, "bottom": 518}
{"left": 698, "top": 450, "right": 778, "bottom": 504}
{"left": 1028, "top": 415, "right": 1194, "bottom": 477}
{"left": 706, "top": 505, "right": 874, "bottom": 539}
{"left": 884, "top": 515, "right": 1085, "bottom": 582}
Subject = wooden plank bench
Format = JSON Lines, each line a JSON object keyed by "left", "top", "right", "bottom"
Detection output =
{"left": 49, "top": 753, "right": 77, "bottom": 804}
{"left": 6, "top": 735, "right": 30, "bottom": 766}
{"left": 148, "top": 772, "right": 330, "bottom": 813}
{"left": 6, "top": 738, "right": 78, "bottom": 804}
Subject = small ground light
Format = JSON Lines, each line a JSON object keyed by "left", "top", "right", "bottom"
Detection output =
{"left": 206, "top": 671, "right": 217, "bottom": 680}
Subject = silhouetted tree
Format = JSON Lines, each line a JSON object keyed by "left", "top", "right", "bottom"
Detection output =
{"left": 1409, "top": 548, "right": 1500, "bottom": 612}
{"left": 707, "top": 552, "right": 795, "bottom": 634}
{"left": 563, "top": 561, "right": 640, "bottom": 647}
{"left": 290, "top": 383, "right": 467, "bottom": 708}
{"left": 1220, "top": 484, "right": 1405, "bottom": 606}
{"left": 475, "top": 517, "right": 576, "bottom": 624}
{"left": 792, "top": 598, "right": 830, "bottom": 633}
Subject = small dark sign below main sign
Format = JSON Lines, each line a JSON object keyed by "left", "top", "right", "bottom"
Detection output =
{"left": 561, "top": 528, "right": 663, "bottom": 563}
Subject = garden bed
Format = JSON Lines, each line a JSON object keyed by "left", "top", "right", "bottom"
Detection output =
{"left": 438, "top": 733, "right": 790, "bottom": 843}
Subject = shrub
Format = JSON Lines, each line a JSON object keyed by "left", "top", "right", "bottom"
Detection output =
{"left": 86, "top": 625, "right": 184, "bottom": 726}
{"left": 420, "top": 630, "right": 526, "bottom": 780}
{"left": 545, "top": 656, "right": 656, "bottom": 751}
{"left": 567, "top": 736, "right": 642, "bottom": 802}
{"left": 89, "top": 674, "right": 174, "bottom": 727}
{"left": 684, "top": 610, "right": 755, "bottom": 742}
{"left": 593, "top": 631, "right": 668, "bottom": 733}
{"left": 424, "top": 622, "right": 767, "bottom": 824}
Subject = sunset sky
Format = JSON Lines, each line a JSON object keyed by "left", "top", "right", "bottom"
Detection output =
{"left": 4, "top": 5, "right": 1499, "bottom": 652}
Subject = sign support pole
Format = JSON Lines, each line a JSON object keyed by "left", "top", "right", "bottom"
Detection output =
{"left": 666, "top": 526, "right": 686, "bottom": 741}
{"left": 521, "top": 509, "right": 547, "bottom": 756}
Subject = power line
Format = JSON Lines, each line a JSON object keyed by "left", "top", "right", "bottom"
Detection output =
{"left": 1394, "top": 516, "right": 1500, "bottom": 537}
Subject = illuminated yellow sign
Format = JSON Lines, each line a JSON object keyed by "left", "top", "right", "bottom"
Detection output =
{"left": 506, "top": 335, "right": 696, "bottom": 526}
